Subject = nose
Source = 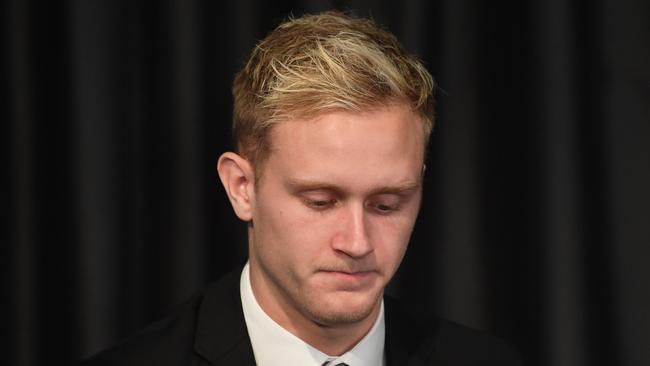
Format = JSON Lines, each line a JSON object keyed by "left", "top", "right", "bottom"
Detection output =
{"left": 331, "top": 203, "right": 373, "bottom": 258}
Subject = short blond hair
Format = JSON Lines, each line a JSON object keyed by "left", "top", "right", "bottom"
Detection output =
{"left": 232, "top": 11, "right": 435, "bottom": 169}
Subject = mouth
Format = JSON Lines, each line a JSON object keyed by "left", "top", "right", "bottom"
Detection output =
{"left": 318, "top": 269, "right": 378, "bottom": 286}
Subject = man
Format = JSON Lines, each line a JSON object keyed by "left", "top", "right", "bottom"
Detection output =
{"left": 82, "top": 11, "right": 520, "bottom": 366}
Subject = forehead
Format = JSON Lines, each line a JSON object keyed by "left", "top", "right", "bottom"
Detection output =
{"left": 263, "top": 104, "right": 425, "bottom": 189}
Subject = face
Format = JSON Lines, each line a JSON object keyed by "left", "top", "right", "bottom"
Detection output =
{"left": 247, "top": 103, "right": 425, "bottom": 330}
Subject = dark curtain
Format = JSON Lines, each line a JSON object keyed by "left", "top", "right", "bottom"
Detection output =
{"left": 5, "top": 0, "right": 649, "bottom": 365}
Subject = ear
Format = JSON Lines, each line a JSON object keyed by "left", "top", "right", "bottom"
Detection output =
{"left": 217, "top": 152, "right": 255, "bottom": 222}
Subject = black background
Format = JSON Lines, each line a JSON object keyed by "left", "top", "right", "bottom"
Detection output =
{"left": 5, "top": 1, "right": 650, "bottom": 365}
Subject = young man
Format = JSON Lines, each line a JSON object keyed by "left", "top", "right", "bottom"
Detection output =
{"left": 83, "top": 11, "right": 519, "bottom": 366}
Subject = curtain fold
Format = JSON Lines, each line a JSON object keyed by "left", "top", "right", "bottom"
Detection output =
{"left": 6, "top": 1, "right": 649, "bottom": 365}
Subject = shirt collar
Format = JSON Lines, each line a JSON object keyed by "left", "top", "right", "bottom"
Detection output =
{"left": 240, "top": 262, "right": 385, "bottom": 366}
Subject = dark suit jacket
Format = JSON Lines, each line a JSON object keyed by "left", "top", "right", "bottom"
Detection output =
{"left": 81, "top": 268, "right": 520, "bottom": 365}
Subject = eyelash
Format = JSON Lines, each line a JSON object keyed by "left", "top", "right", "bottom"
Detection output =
{"left": 303, "top": 199, "right": 337, "bottom": 210}
{"left": 372, "top": 203, "right": 399, "bottom": 213}
{"left": 302, "top": 199, "right": 399, "bottom": 214}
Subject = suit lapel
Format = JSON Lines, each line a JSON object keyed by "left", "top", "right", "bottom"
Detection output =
{"left": 193, "top": 268, "right": 257, "bottom": 366}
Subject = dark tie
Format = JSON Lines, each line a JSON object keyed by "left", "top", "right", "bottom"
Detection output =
{"left": 321, "top": 362, "right": 349, "bottom": 366}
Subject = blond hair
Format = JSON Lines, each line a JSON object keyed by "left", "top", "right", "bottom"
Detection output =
{"left": 232, "top": 11, "right": 435, "bottom": 169}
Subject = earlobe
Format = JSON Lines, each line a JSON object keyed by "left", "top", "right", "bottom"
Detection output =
{"left": 217, "top": 152, "right": 255, "bottom": 222}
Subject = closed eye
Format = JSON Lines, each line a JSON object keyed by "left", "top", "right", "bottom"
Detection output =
{"left": 303, "top": 199, "right": 337, "bottom": 210}
{"left": 369, "top": 202, "right": 400, "bottom": 214}
{"left": 366, "top": 192, "right": 407, "bottom": 215}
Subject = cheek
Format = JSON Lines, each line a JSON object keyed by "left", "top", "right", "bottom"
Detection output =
{"left": 367, "top": 215, "right": 416, "bottom": 264}
{"left": 254, "top": 195, "right": 334, "bottom": 259}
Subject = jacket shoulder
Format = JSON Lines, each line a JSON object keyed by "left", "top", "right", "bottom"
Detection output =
{"left": 384, "top": 296, "right": 521, "bottom": 366}
{"left": 434, "top": 318, "right": 521, "bottom": 366}
{"left": 79, "top": 268, "right": 248, "bottom": 366}
{"left": 79, "top": 292, "right": 204, "bottom": 366}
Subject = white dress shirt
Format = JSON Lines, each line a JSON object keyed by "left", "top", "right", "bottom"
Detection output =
{"left": 240, "top": 262, "right": 386, "bottom": 366}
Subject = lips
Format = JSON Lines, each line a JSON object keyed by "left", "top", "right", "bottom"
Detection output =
{"left": 325, "top": 270, "right": 373, "bottom": 278}
{"left": 318, "top": 269, "right": 378, "bottom": 287}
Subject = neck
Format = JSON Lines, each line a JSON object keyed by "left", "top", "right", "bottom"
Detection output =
{"left": 248, "top": 259, "right": 382, "bottom": 356}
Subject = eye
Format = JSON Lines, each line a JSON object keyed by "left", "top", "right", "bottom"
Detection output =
{"left": 369, "top": 202, "right": 399, "bottom": 214}
{"left": 368, "top": 194, "right": 402, "bottom": 214}
{"left": 303, "top": 198, "right": 337, "bottom": 210}
{"left": 377, "top": 204, "right": 395, "bottom": 211}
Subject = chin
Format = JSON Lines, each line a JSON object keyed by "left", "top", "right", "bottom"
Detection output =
{"left": 306, "top": 291, "right": 381, "bottom": 326}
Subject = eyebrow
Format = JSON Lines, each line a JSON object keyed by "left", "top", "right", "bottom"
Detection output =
{"left": 284, "top": 178, "right": 421, "bottom": 196}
